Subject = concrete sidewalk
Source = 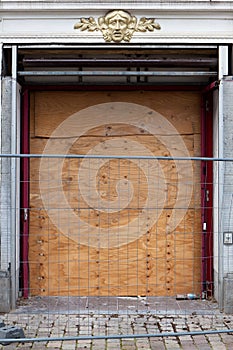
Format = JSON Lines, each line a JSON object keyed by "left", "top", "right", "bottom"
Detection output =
{"left": 1, "top": 297, "right": 233, "bottom": 349}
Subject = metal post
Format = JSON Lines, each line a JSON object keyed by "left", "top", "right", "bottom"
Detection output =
{"left": 218, "top": 46, "right": 228, "bottom": 310}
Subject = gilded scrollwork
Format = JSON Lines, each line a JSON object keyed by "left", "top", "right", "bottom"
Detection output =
{"left": 74, "top": 10, "right": 161, "bottom": 43}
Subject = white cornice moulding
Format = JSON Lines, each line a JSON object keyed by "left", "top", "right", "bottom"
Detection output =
{"left": 0, "top": 32, "right": 233, "bottom": 44}
{"left": 1, "top": 1, "right": 233, "bottom": 11}
{"left": 0, "top": 5, "right": 233, "bottom": 44}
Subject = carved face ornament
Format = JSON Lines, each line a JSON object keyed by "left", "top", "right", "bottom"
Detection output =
{"left": 102, "top": 11, "right": 135, "bottom": 42}
{"left": 74, "top": 10, "right": 161, "bottom": 43}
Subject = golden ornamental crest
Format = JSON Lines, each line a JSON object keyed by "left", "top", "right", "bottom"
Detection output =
{"left": 74, "top": 10, "right": 161, "bottom": 43}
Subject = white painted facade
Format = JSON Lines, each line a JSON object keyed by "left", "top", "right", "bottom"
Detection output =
{"left": 0, "top": 0, "right": 233, "bottom": 312}
{"left": 0, "top": 1, "right": 233, "bottom": 44}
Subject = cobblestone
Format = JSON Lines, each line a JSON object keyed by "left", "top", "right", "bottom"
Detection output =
{"left": 1, "top": 304, "right": 233, "bottom": 349}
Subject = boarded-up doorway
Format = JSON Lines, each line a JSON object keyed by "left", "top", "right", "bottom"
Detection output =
{"left": 29, "top": 90, "right": 202, "bottom": 297}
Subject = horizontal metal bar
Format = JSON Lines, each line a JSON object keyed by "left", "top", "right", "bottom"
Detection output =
{"left": 22, "top": 57, "right": 217, "bottom": 68}
{"left": 0, "top": 328, "right": 232, "bottom": 344}
{"left": 18, "top": 70, "right": 217, "bottom": 77}
{"left": 0, "top": 154, "right": 232, "bottom": 161}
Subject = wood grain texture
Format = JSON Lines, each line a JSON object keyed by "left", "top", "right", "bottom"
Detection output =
{"left": 29, "top": 90, "right": 202, "bottom": 297}
{"left": 34, "top": 91, "right": 201, "bottom": 137}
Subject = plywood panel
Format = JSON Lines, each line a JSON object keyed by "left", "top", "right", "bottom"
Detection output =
{"left": 29, "top": 206, "right": 201, "bottom": 296}
{"left": 29, "top": 90, "right": 202, "bottom": 297}
{"left": 34, "top": 91, "right": 201, "bottom": 137}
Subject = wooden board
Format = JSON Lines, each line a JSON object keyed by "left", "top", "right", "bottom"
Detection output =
{"left": 33, "top": 91, "right": 200, "bottom": 137}
{"left": 29, "top": 90, "right": 202, "bottom": 297}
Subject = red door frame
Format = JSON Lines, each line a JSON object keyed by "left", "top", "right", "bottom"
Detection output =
{"left": 201, "top": 88, "right": 214, "bottom": 297}
{"left": 20, "top": 84, "right": 214, "bottom": 298}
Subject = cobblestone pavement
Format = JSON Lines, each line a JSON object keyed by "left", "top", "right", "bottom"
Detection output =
{"left": 0, "top": 297, "right": 233, "bottom": 349}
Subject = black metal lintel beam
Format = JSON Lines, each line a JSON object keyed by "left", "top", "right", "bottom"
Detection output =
{"left": 22, "top": 57, "right": 217, "bottom": 68}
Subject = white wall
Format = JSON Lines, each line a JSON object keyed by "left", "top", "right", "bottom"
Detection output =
{"left": 0, "top": 1, "right": 233, "bottom": 44}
